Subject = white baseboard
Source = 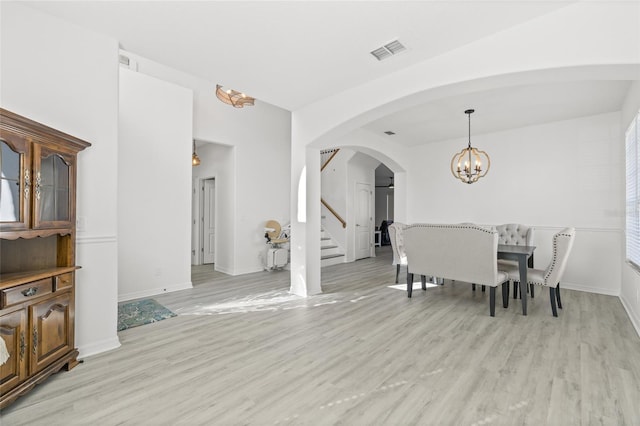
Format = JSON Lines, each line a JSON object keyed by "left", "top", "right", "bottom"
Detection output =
{"left": 77, "top": 336, "right": 121, "bottom": 359}
{"left": 118, "top": 281, "right": 193, "bottom": 302}
{"left": 620, "top": 294, "right": 640, "bottom": 339}
{"left": 560, "top": 281, "right": 619, "bottom": 297}
{"left": 214, "top": 264, "right": 234, "bottom": 275}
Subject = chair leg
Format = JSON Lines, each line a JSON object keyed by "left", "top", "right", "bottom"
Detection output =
{"left": 549, "top": 287, "right": 558, "bottom": 317}
{"left": 489, "top": 287, "right": 496, "bottom": 317}
{"left": 530, "top": 284, "right": 535, "bottom": 299}
{"left": 472, "top": 284, "right": 476, "bottom": 291}
{"left": 407, "top": 272, "right": 413, "bottom": 298}
{"left": 556, "top": 283, "right": 562, "bottom": 309}
{"left": 502, "top": 282, "right": 509, "bottom": 308}
{"left": 395, "top": 264, "right": 400, "bottom": 284}
{"left": 513, "top": 281, "right": 518, "bottom": 299}
{"left": 421, "top": 275, "right": 427, "bottom": 291}
{"left": 482, "top": 285, "right": 486, "bottom": 292}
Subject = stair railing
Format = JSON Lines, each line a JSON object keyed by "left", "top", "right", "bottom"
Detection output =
{"left": 320, "top": 148, "right": 340, "bottom": 172}
{"left": 320, "top": 148, "right": 346, "bottom": 228}
{"left": 321, "top": 198, "right": 346, "bottom": 228}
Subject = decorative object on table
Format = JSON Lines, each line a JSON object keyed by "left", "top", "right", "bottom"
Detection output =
{"left": 192, "top": 139, "right": 201, "bottom": 166}
{"left": 451, "top": 109, "right": 490, "bottom": 184}
{"left": 216, "top": 84, "right": 255, "bottom": 108}
{"left": 117, "top": 299, "right": 177, "bottom": 331}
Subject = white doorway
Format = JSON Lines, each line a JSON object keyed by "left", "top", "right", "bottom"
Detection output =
{"left": 202, "top": 178, "right": 216, "bottom": 264}
{"left": 355, "top": 182, "right": 372, "bottom": 260}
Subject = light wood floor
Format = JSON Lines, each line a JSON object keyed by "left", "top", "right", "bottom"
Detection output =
{"left": 2, "top": 246, "right": 640, "bottom": 425}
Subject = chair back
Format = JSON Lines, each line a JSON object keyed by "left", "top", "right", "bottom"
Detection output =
{"left": 496, "top": 223, "right": 535, "bottom": 246}
{"left": 265, "top": 220, "right": 282, "bottom": 240}
{"left": 388, "top": 222, "right": 407, "bottom": 266}
{"left": 544, "top": 227, "right": 576, "bottom": 287}
{"left": 404, "top": 224, "right": 500, "bottom": 286}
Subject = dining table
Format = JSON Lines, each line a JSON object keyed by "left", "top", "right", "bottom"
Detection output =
{"left": 497, "top": 244, "right": 536, "bottom": 315}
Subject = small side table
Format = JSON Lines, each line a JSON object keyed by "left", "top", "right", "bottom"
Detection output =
{"left": 374, "top": 230, "right": 382, "bottom": 247}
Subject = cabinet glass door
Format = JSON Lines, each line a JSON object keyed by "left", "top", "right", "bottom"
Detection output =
{"left": 0, "top": 138, "right": 29, "bottom": 230}
{"left": 33, "top": 144, "right": 74, "bottom": 229}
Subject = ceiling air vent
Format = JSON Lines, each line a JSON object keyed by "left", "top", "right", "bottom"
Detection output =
{"left": 384, "top": 131, "right": 396, "bottom": 136}
{"left": 370, "top": 39, "right": 406, "bottom": 61}
{"left": 119, "top": 54, "right": 138, "bottom": 71}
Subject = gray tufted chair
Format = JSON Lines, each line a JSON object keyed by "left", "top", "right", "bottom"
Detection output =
{"left": 501, "top": 228, "right": 575, "bottom": 316}
{"left": 388, "top": 222, "right": 407, "bottom": 283}
{"left": 496, "top": 224, "right": 535, "bottom": 298}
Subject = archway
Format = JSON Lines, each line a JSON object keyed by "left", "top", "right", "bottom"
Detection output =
{"left": 289, "top": 59, "right": 638, "bottom": 297}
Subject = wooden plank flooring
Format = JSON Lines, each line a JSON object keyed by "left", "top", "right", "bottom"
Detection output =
{"left": 2, "top": 246, "right": 640, "bottom": 425}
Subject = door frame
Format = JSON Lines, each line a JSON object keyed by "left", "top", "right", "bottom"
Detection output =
{"left": 202, "top": 178, "right": 216, "bottom": 264}
{"left": 354, "top": 181, "right": 373, "bottom": 260}
{"left": 192, "top": 175, "right": 217, "bottom": 265}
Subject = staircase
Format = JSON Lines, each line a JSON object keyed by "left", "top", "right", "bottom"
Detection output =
{"left": 321, "top": 228, "right": 345, "bottom": 267}
{"left": 320, "top": 149, "right": 346, "bottom": 267}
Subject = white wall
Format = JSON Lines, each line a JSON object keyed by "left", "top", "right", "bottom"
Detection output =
{"left": 1, "top": 3, "right": 120, "bottom": 357}
{"left": 118, "top": 69, "right": 193, "bottom": 300}
{"left": 191, "top": 142, "right": 235, "bottom": 274}
{"left": 121, "top": 52, "right": 291, "bottom": 275}
{"left": 621, "top": 80, "right": 640, "bottom": 336}
{"left": 406, "top": 112, "right": 623, "bottom": 295}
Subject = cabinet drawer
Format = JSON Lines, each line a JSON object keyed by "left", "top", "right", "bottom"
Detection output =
{"left": 1, "top": 278, "right": 52, "bottom": 309}
{"left": 54, "top": 273, "right": 74, "bottom": 291}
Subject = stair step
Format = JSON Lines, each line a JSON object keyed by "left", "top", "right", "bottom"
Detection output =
{"left": 321, "top": 253, "right": 344, "bottom": 260}
{"left": 321, "top": 237, "right": 330, "bottom": 241}
{"left": 321, "top": 245, "right": 338, "bottom": 250}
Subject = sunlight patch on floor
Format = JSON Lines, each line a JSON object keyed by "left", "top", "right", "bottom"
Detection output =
{"left": 387, "top": 282, "right": 439, "bottom": 291}
{"left": 174, "top": 289, "right": 372, "bottom": 315}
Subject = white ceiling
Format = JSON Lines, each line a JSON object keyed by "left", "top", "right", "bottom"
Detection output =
{"left": 26, "top": 0, "right": 574, "bottom": 111}
{"left": 23, "top": 1, "right": 634, "bottom": 145}
{"left": 365, "top": 80, "right": 632, "bottom": 146}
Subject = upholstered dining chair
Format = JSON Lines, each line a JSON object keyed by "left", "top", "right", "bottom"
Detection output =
{"left": 388, "top": 222, "right": 407, "bottom": 283}
{"left": 501, "top": 227, "right": 575, "bottom": 317}
{"left": 496, "top": 223, "right": 535, "bottom": 298}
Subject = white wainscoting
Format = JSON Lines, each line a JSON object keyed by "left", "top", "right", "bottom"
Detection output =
{"left": 520, "top": 226, "right": 621, "bottom": 296}
{"left": 76, "top": 235, "right": 120, "bottom": 358}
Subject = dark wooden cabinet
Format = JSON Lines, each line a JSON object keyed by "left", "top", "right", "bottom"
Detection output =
{"left": 0, "top": 108, "right": 89, "bottom": 409}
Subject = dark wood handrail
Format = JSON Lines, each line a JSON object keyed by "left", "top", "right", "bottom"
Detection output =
{"left": 321, "top": 148, "right": 340, "bottom": 172}
{"left": 321, "top": 198, "right": 346, "bottom": 228}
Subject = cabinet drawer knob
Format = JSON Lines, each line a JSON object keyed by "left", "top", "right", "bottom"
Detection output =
{"left": 22, "top": 287, "right": 38, "bottom": 297}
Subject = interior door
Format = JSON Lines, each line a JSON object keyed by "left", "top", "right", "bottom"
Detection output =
{"left": 202, "top": 178, "right": 215, "bottom": 264}
{"left": 355, "top": 182, "right": 372, "bottom": 260}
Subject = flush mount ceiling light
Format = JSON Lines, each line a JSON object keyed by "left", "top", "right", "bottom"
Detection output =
{"left": 216, "top": 84, "right": 255, "bottom": 108}
{"left": 192, "top": 139, "right": 201, "bottom": 167}
{"left": 451, "top": 109, "right": 490, "bottom": 184}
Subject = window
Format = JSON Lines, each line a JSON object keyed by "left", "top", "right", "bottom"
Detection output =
{"left": 626, "top": 110, "right": 640, "bottom": 269}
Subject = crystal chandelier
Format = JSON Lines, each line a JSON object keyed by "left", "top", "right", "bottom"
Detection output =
{"left": 451, "top": 109, "right": 490, "bottom": 184}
